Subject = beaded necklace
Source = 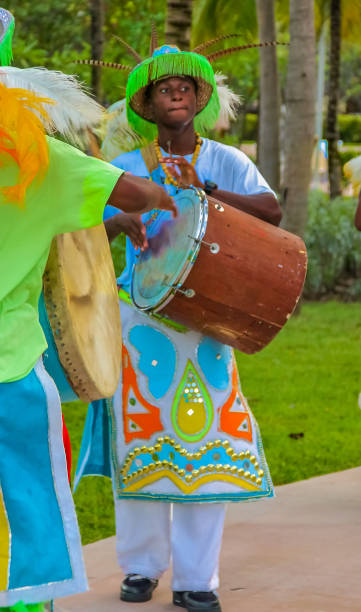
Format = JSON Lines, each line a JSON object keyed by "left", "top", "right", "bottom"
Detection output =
{"left": 153, "top": 132, "right": 202, "bottom": 187}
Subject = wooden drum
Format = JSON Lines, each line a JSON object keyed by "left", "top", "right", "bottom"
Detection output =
{"left": 131, "top": 188, "right": 307, "bottom": 354}
{"left": 41, "top": 224, "right": 122, "bottom": 401}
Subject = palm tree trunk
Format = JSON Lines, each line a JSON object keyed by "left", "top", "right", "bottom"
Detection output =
{"left": 326, "top": 0, "right": 342, "bottom": 198}
{"left": 165, "top": 0, "right": 193, "bottom": 50}
{"left": 313, "top": 20, "right": 327, "bottom": 182}
{"left": 90, "top": 0, "right": 104, "bottom": 102}
{"left": 282, "top": 0, "right": 316, "bottom": 237}
{"left": 256, "top": 0, "right": 280, "bottom": 193}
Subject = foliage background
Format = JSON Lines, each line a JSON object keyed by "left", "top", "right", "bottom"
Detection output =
{"left": 9, "top": 0, "right": 164, "bottom": 104}
{"left": 8, "top": 0, "right": 361, "bottom": 157}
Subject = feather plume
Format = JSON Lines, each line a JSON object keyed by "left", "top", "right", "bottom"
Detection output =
{"left": 192, "top": 34, "right": 245, "bottom": 54}
{"left": 113, "top": 36, "right": 142, "bottom": 63}
{"left": 0, "top": 66, "right": 105, "bottom": 148}
{"left": 150, "top": 22, "right": 159, "bottom": 55}
{"left": 98, "top": 99, "right": 145, "bottom": 161}
{"left": 0, "top": 82, "right": 51, "bottom": 207}
{"left": 75, "top": 59, "right": 132, "bottom": 71}
{"left": 213, "top": 73, "right": 241, "bottom": 130}
{"left": 206, "top": 41, "right": 289, "bottom": 62}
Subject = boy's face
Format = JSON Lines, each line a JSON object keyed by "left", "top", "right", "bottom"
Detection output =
{"left": 148, "top": 76, "right": 197, "bottom": 129}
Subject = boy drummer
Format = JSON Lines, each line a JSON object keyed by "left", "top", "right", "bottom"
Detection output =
{"left": 78, "top": 42, "right": 282, "bottom": 611}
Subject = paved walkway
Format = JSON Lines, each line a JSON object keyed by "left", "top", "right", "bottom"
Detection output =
{"left": 56, "top": 467, "right": 361, "bottom": 612}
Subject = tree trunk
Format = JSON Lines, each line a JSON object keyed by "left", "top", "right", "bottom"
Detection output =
{"left": 256, "top": 0, "right": 280, "bottom": 193}
{"left": 90, "top": 0, "right": 104, "bottom": 102}
{"left": 282, "top": 0, "right": 316, "bottom": 237}
{"left": 326, "top": 0, "right": 342, "bottom": 198}
{"left": 313, "top": 21, "right": 327, "bottom": 182}
{"left": 165, "top": 0, "right": 193, "bottom": 50}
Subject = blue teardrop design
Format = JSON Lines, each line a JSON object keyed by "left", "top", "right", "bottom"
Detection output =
{"left": 129, "top": 325, "right": 176, "bottom": 399}
{"left": 197, "top": 337, "right": 231, "bottom": 390}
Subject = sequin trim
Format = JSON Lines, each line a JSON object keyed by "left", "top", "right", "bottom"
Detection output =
{"left": 118, "top": 436, "right": 268, "bottom": 495}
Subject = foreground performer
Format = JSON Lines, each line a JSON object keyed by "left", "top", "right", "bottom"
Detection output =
{"left": 0, "top": 11, "right": 176, "bottom": 612}
{"left": 77, "top": 39, "right": 282, "bottom": 612}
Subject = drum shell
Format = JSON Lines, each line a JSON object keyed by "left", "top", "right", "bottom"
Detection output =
{"left": 159, "top": 196, "right": 307, "bottom": 354}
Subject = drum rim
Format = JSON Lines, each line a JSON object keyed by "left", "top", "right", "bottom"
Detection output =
{"left": 131, "top": 187, "right": 208, "bottom": 312}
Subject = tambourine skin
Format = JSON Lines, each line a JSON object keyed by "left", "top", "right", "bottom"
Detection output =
{"left": 43, "top": 224, "right": 122, "bottom": 401}
{"left": 132, "top": 189, "right": 307, "bottom": 354}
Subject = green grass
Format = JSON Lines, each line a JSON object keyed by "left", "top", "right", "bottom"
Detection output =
{"left": 63, "top": 301, "right": 361, "bottom": 544}
{"left": 236, "top": 301, "right": 361, "bottom": 485}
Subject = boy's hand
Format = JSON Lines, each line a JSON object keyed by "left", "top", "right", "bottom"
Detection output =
{"left": 160, "top": 157, "right": 203, "bottom": 189}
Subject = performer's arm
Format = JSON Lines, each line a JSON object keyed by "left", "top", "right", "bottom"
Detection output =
{"left": 107, "top": 173, "right": 177, "bottom": 217}
{"left": 200, "top": 190, "right": 282, "bottom": 226}
{"left": 160, "top": 157, "right": 281, "bottom": 226}
{"left": 355, "top": 191, "right": 361, "bottom": 231}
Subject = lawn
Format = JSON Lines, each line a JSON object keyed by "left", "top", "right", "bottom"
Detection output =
{"left": 63, "top": 301, "right": 361, "bottom": 544}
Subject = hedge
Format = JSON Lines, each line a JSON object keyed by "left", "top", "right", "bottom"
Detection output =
{"left": 304, "top": 190, "right": 361, "bottom": 299}
{"left": 240, "top": 113, "right": 361, "bottom": 144}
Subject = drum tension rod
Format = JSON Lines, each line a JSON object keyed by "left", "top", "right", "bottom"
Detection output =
{"left": 188, "top": 235, "right": 220, "bottom": 254}
{"left": 169, "top": 284, "right": 195, "bottom": 298}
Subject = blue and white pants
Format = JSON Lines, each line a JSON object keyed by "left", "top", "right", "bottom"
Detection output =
{"left": 0, "top": 360, "right": 87, "bottom": 607}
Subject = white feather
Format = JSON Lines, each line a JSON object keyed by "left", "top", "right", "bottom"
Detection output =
{"left": 214, "top": 72, "right": 241, "bottom": 130}
{"left": 98, "top": 99, "right": 145, "bottom": 161}
{"left": 0, "top": 66, "right": 104, "bottom": 148}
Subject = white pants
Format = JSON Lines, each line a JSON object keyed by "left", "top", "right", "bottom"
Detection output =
{"left": 114, "top": 499, "right": 226, "bottom": 591}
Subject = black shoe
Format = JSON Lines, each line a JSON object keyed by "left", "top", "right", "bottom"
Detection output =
{"left": 173, "top": 591, "right": 222, "bottom": 612}
{"left": 120, "top": 573, "right": 159, "bottom": 602}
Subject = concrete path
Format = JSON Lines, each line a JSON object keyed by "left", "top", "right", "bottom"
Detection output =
{"left": 56, "top": 467, "right": 361, "bottom": 611}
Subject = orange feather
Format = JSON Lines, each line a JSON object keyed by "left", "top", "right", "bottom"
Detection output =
{"left": 0, "top": 82, "right": 54, "bottom": 208}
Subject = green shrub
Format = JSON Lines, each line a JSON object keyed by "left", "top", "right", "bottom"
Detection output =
{"left": 211, "top": 114, "right": 258, "bottom": 146}
{"left": 304, "top": 190, "right": 361, "bottom": 297}
{"left": 337, "top": 114, "right": 361, "bottom": 143}
{"left": 238, "top": 113, "right": 361, "bottom": 145}
{"left": 222, "top": 113, "right": 361, "bottom": 147}
{"left": 242, "top": 113, "right": 258, "bottom": 141}
{"left": 339, "top": 148, "right": 361, "bottom": 169}
{"left": 213, "top": 132, "right": 242, "bottom": 149}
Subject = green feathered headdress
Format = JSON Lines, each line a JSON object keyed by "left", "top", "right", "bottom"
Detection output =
{"left": 76, "top": 28, "right": 288, "bottom": 142}
{"left": 126, "top": 45, "right": 220, "bottom": 141}
{"left": 0, "top": 8, "right": 14, "bottom": 66}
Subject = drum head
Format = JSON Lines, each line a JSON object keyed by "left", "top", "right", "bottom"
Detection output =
{"left": 131, "top": 188, "right": 207, "bottom": 311}
{"left": 43, "top": 225, "right": 122, "bottom": 402}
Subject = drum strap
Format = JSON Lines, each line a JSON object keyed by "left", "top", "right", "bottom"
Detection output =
{"left": 140, "top": 142, "right": 160, "bottom": 175}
